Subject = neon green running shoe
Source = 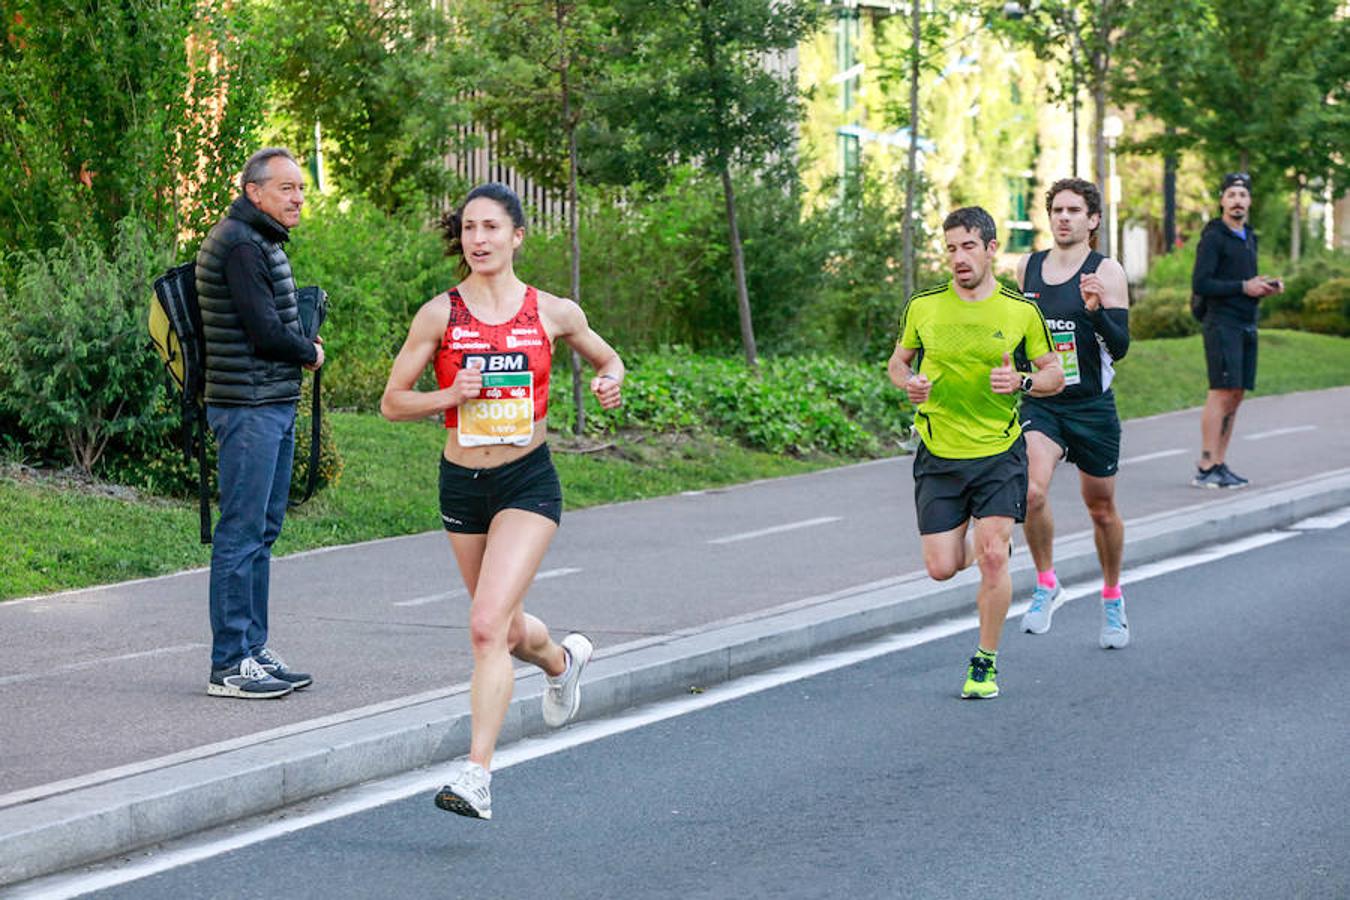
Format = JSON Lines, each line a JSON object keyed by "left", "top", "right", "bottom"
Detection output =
{"left": 961, "top": 655, "right": 999, "bottom": 699}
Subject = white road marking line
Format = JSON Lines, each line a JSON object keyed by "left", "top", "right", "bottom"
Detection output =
{"left": 1119, "top": 448, "right": 1187, "bottom": 466}
{"left": 19, "top": 528, "right": 1306, "bottom": 900}
{"left": 0, "top": 644, "right": 206, "bottom": 688}
{"left": 391, "top": 567, "right": 583, "bottom": 607}
{"left": 1244, "top": 425, "right": 1317, "bottom": 441}
{"left": 708, "top": 516, "right": 842, "bottom": 545}
{"left": 1287, "top": 505, "right": 1350, "bottom": 530}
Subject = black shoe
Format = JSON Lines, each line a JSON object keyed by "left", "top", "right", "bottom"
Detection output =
{"left": 208, "top": 657, "right": 293, "bottom": 699}
{"left": 1217, "top": 463, "right": 1249, "bottom": 487}
{"left": 253, "top": 647, "right": 313, "bottom": 689}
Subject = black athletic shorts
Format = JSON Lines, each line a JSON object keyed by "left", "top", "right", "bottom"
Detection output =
{"left": 1203, "top": 321, "right": 1258, "bottom": 391}
{"left": 912, "top": 436, "right": 1027, "bottom": 535}
{"left": 1020, "top": 391, "right": 1122, "bottom": 478}
{"left": 438, "top": 443, "right": 563, "bottom": 533}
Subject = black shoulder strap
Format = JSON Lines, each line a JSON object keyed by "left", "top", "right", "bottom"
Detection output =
{"left": 1081, "top": 250, "right": 1105, "bottom": 275}
{"left": 1024, "top": 250, "right": 1048, "bottom": 289}
{"left": 290, "top": 369, "right": 322, "bottom": 507}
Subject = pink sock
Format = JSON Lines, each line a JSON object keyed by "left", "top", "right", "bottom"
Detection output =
{"left": 1037, "top": 569, "right": 1057, "bottom": 589}
{"left": 1102, "top": 584, "right": 1123, "bottom": 601}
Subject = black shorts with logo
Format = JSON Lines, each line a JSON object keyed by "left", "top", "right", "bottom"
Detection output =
{"left": 1203, "top": 321, "right": 1258, "bottom": 391}
{"left": 1020, "top": 391, "right": 1122, "bottom": 478}
{"left": 912, "top": 436, "right": 1027, "bottom": 535}
{"left": 438, "top": 443, "right": 563, "bottom": 533}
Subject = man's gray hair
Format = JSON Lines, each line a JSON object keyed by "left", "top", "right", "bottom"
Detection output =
{"left": 239, "top": 148, "right": 298, "bottom": 193}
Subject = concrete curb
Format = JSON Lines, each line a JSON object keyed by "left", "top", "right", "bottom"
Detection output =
{"left": 3, "top": 468, "right": 1348, "bottom": 887}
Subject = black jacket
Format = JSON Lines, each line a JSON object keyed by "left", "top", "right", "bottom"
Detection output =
{"left": 195, "top": 196, "right": 316, "bottom": 406}
{"left": 1191, "top": 218, "right": 1260, "bottom": 326}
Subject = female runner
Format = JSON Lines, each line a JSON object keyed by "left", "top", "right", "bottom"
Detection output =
{"left": 381, "top": 182, "right": 624, "bottom": 819}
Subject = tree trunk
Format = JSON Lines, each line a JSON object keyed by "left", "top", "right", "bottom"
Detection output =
{"left": 1163, "top": 128, "right": 1177, "bottom": 253}
{"left": 1290, "top": 181, "right": 1303, "bottom": 263}
{"left": 901, "top": 0, "right": 920, "bottom": 302}
{"left": 720, "top": 164, "right": 758, "bottom": 371}
{"left": 559, "top": 2, "right": 585, "bottom": 435}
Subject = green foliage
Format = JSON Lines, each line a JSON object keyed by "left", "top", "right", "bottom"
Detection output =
{"left": 1298, "top": 278, "right": 1350, "bottom": 336}
{"left": 285, "top": 196, "right": 460, "bottom": 409}
{"left": 264, "top": 0, "right": 473, "bottom": 209}
{"left": 0, "top": 0, "right": 268, "bottom": 256}
{"left": 0, "top": 219, "right": 172, "bottom": 474}
{"left": 1143, "top": 240, "right": 1198, "bottom": 290}
{"left": 546, "top": 350, "right": 912, "bottom": 457}
{"left": 1129, "top": 287, "right": 1200, "bottom": 340}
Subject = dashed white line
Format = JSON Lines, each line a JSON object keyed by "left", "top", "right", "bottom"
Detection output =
{"left": 0, "top": 644, "right": 206, "bottom": 688}
{"left": 1244, "top": 425, "right": 1317, "bottom": 441}
{"left": 1287, "top": 505, "right": 1350, "bottom": 530}
{"left": 708, "top": 516, "right": 842, "bottom": 545}
{"left": 392, "top": 567, "right": 583, "bottom": 607}
{"left": 1119, "top": 448, "right": 1187, "bottom": 466}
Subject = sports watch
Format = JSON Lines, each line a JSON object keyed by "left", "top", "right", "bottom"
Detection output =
{"left": 1019, "top": 374, "right": 1034, "bottom": 394}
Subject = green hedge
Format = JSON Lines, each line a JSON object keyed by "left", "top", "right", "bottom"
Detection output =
{"left": 547, "top": 351, "right": 912, "bottom": 457}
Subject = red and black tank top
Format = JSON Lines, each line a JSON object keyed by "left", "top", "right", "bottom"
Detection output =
{"left": 433, "top": 285, "right": 552, "bottom": 445}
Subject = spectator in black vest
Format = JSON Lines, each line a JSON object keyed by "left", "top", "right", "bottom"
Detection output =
{"left": 195, "top": 147, "right": 324, "bottom": 699}
{"left": 1191, "top": 172, "right": 1283, "bottom": 489}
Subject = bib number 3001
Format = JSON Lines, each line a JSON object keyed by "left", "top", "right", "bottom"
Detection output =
{"left": 458, "top": 372, "right": 534, "bottom": 447}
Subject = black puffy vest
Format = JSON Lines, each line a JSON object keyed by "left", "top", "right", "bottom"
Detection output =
{"left": 195, "top": 196, "right": 303, "bottom": 405}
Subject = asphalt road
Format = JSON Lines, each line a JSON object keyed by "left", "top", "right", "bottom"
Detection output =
{"left": 61, "top": 516, "right": 1350, "bottom": 900}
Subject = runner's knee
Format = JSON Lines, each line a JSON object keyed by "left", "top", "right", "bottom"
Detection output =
{"left": 468, "top": 604, "right": 512, "bottom": 652}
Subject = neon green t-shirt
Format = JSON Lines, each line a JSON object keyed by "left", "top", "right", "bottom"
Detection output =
{"left": 898, "top": 280, "right": 1054, "bottom": 459}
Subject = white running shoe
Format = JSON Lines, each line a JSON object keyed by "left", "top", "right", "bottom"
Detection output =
{"left": 435, "top": 762, "right": 492, "bottom": 820}
{"left": 1021, "top": 583, "right": 1063, "bottom": 634}
{"left": 542, "top": 633, "right": 593, "bottom": 727}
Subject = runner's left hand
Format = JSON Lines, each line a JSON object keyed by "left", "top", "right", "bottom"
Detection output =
{"left": 590, "top": 374, "right": 623, "bottom": 409}
{"left": 990, "top": 352, "right": 1019, "bottom": 395}
{"left": 1080, "top": 273, "right": 1104, "bottom": 311}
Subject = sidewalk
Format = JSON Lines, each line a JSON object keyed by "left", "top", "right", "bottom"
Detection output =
{"left": 2, "top": 387, "right": 1349, "bottom": 887}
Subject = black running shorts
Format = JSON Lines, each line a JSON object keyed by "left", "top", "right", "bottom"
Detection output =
{"left": 1020, "top": 392, "right": 1122, "bottom": 478}
{"left": 912, "top": 436, "right": 1028, "bottom": 535}
{"left": 1203, "top": 321, "right": 1258, "bottom": 391}
{"left": 438, "top": 443, "right": 563, "bottom": 533}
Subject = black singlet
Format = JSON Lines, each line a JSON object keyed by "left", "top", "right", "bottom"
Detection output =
{"left": 1022, "top": 250, "right": 1113, "bottom": 402}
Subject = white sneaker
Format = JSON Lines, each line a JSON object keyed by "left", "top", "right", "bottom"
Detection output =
{"left": 435, "top": 762, "right": 492, "bottom": 819}
{"left": 1021, "top": 584, "right": 1063, "bottom": 634}
{"left": 542, "top": 633, "right": 593, "bottom": 727}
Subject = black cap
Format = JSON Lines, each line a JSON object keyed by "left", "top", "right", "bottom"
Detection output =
{"left": 1220, "top": 172, "right": 1252, "bottom": 194}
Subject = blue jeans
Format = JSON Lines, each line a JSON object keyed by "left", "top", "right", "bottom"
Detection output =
{"left": 206, "top": 402, "right": 297, "bottom": 670}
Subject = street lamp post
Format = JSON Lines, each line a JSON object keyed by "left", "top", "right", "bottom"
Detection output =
{"left": 1102, "top": 114, "right": 1123, "bottom": 260}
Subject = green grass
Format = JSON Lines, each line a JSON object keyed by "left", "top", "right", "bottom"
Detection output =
{"left": 1112, "top": 329, "right": 1350, "bottom": 419}
{"left": 3, "top": 329, "right": 1348, "bottom": 601}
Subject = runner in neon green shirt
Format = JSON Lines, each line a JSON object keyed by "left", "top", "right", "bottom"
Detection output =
{"left": 888, "top": 207, "right": 1063, "bottom": 699}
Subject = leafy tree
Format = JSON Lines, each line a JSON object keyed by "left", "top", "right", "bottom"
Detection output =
{"left": 597, "top": 0, "right": 822, "bottom": 369}
{"left": 0, "top": 1, "right": 267, "bottom": 257}
{"left": 1114, "top": 0, "right": 1350, "bottom": 259}
{"left": 264, "top": 0, "right": 474, "bottom": 210}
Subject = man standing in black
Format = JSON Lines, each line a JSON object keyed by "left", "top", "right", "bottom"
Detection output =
{"left": 1191, "top": 173, "right": 1283, "bottom": 489}
{"left": 197, "top": 147, "right": 324, "bottom": 698}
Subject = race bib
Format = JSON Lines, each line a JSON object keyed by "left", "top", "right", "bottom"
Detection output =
{"left": 458, "top": 371, "right": 534, "bottom": 446}
{"left": 1052, "top": 330, "right": 1081, "bottom": 387}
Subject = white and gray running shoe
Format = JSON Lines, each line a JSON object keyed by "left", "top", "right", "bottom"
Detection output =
{"left": 1021, "top": 584, "right": 1063, "bottom": 634}
{"left": 1100, "top": 598, "right": 1130, "bottom": 649}
{"left": 542, "top": 633, "right": 593, "bottom": 728}
{"left": 207, "top": 656, "right": 293, "bottom": 699}
{"left": 435, "top": 762, "right": 492, "bottom": 820}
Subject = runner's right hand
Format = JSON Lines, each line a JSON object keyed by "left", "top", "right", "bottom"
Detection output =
{"left": 451, "top": 367, "right": 482, "bottom": 405}
{"left": 905, "top": 373, "right": 931, "bottom": 405}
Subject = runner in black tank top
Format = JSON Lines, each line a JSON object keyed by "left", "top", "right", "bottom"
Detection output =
{"left": 1022, "top": 250, "right": 1114, "bottom": 401}
{"left": 1015, "top": 178, "right": 1133, "bottom": 650}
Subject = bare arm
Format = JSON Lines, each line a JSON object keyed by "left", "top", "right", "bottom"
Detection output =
{"left": 888, "top": 344, "right": 931, "bottom": 405}
{"left": 542, "top": 293, "right": 625, "bottom": 410}
{"left": 379, "top": 297, "right": 478, "bottom": 421}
